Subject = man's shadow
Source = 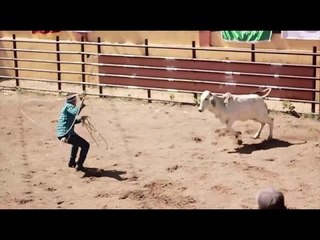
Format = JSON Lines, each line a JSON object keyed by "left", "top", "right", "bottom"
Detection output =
{"left": 80, "top": 167, "right": 127, "bottom": 181}
{"left": 228, "top": 138, "right": 306, "bottom": 154}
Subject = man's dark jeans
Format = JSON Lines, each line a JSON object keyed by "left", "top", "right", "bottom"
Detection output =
{"left": 58, "top": 133, "right": 90, "bottom": 168}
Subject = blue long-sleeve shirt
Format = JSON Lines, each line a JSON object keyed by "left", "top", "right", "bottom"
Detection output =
{"left": 56, "top": 102, "right": 81, "bottom": 137}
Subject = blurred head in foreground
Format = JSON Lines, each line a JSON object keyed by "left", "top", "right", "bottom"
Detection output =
{"left": 257, "top": 187, "right": 287, "bottom": 210}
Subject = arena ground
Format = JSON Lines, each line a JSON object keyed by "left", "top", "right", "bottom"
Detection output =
{"left": 0, "top": 90, "right": 319, "bottom": 209}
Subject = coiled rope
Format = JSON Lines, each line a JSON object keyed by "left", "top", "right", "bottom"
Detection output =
{"left": 81, "top": 115, "right": 109, "bottom": 150}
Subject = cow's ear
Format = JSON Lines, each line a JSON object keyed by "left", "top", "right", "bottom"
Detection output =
{"left": 210, "top": 98, "right": 216, "bottom": 107}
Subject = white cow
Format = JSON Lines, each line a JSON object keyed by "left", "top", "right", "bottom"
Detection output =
{"left": 197, "top": 88, "right": 274, "bottom": 141}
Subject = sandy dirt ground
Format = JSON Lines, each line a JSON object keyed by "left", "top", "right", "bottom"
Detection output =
{"left": 0, "top": 90, "right": 319, "bottom": 209}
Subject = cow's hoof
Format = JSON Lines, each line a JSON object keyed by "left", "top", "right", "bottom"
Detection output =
{"left": 237, "top": 139, "right": 243, "bottom": 145}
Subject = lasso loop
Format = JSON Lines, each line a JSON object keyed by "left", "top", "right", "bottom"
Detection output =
{"left": 81, "top": 115, "right": 109, "bottom": 150}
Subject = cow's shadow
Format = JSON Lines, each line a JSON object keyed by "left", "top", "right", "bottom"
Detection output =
{"left": 80, "top": 167, "right": 127, "bottom": 181}
{"left": 228, "top": 138, "right": 303, "bottom": 154}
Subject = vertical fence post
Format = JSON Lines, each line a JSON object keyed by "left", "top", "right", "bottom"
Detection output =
{"left": 192, "top": 41, "right": 196, "bottom": 58}
{"left": 145, "top": 39, "right": 151, "bottom": 103}
{"left": 312, "top": 46, "right": 317, "bottom": 113}
{"left": 81, "top": 36, "right": 86, "bottom": 92}
{"left": 56, "top": 36, "right": 61, "bottom": 91}
{"left": 192, "top": 41, "right": 197, "bottom": 103}
{"left": 12, "top": 34, "right": 19, "bottom": 87}
{"left": 251, "top": 44, "right": 255, "bottom": 62}
{"left": 97, "top": 37, "right": 103, "bottom": 98}
{"left": 251, "top": 43, "right": 256, "bottom": 105}
{"left": 144, "top": 38, "right": 149, "bottom": 56}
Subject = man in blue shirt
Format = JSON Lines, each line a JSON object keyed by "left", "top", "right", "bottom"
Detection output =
{"left": 56, "top": 93, "right": 89, "bottom": 171}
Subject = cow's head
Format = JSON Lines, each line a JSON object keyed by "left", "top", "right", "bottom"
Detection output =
{"left": 198, "top": 90, "right": 213, "bottom": 112}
